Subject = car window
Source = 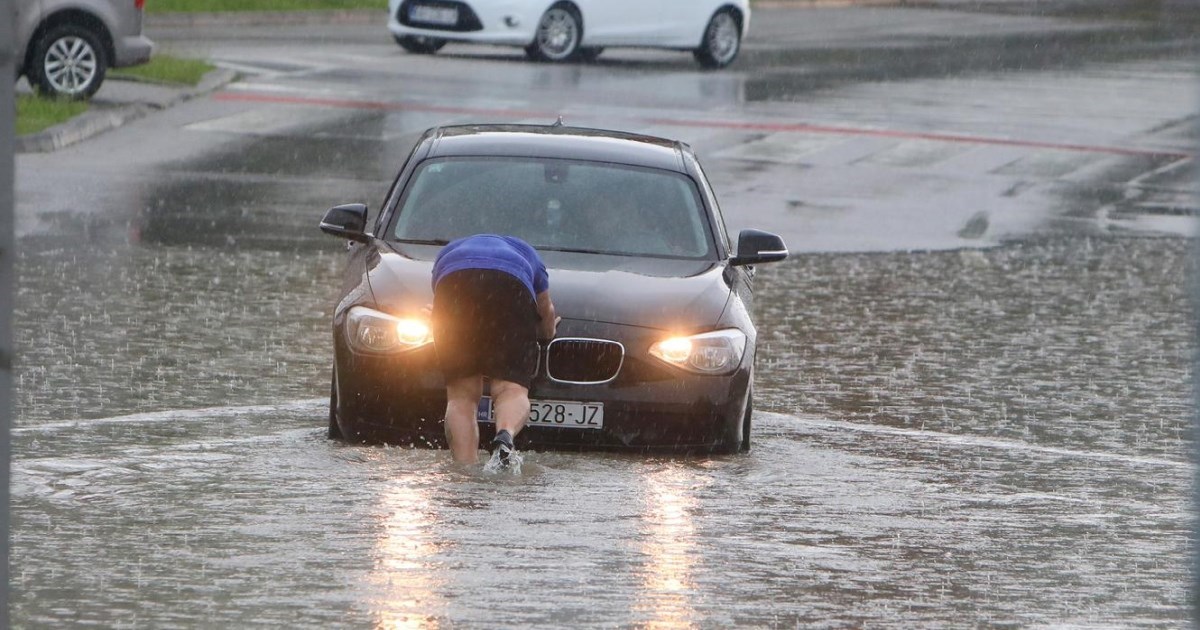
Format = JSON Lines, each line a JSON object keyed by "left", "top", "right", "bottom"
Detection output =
{"left": 390, "top": 157, "right": 715, "bottom": 259}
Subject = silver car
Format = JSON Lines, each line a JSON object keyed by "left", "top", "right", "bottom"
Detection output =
{"left": 14, "top": 0, "right": 154, "bottom": 99}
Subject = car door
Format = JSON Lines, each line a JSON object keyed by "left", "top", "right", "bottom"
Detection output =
{"left": 655, "top": 0, "right": 711, "bottom": 46}
{"left": 574, "top": 0, "right": 658, "bottom": 46}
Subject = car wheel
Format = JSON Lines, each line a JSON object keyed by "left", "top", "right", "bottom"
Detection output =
{"left": 739, "top": 386, "right": 753, "bottom": 453}
{"left": 525, "top": 4, "right": 582, "bottom": 62}
{"left": 328, "top": 370, "right": 344, "bottom": 440}
{"left": 394, "top": 35, "right": 447, "bottom": 54}
{"left": 712, "top": 385, "right": 752, "bottom": 455}
{"left": 693, "top": 9, "right": 741, "bottom": 69}
{"left": 577, "top": 47, "right": 603, "bottom": 62}
{"left": 28, "top": 23, "right": 108, "bottom": 100}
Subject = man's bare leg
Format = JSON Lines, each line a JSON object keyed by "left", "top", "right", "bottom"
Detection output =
{"left": 444, "top": 375, "right": 484, "bottom": 464}
{"left": 490, "top": 379, "right": 530, "bottom": 442}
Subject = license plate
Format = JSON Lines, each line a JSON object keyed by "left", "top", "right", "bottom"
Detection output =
{"left": 477, "top": 397, "right": 604, "bottom": 430}
{"left": 409, "top": 4, "right": 458, "bottom": 26}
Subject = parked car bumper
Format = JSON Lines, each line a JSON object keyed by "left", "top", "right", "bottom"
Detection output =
{"left": 112, "top": 34, "right": 153, "bottom": 68}
{"left": 387, "top": 0, "right": 539, "bottom": 45}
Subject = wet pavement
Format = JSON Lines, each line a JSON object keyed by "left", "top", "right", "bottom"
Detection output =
{"left": 10, "top": 4, "right": 1200, "bottom": 627}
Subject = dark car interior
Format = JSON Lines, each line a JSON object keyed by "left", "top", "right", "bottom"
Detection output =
{"left": 391, "top": 157, "right": 713, "bottom": 258}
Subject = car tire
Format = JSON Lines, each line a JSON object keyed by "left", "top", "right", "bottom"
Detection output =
{"left": 28, "top": 23, "right": 108, "bottom": 100}
{"left": 394, "top": 35, "right": 448, "bottom": 54}
{"left": 712, "top": 385, "right": 752, "bottom": 455}
{"left": 328, "top": 370, "right": 344, "bottom": 440}
{"left": 577, "top": 47, "right": 603, "bottom": 62}
{"left": 525, "top": 4, "right": 583, "bottom": 62}
{"left": 739, "top": 386, "right": 753, "bottom": 453}
{"left": 693, "top": 9, "right": 741, "bottom": 69}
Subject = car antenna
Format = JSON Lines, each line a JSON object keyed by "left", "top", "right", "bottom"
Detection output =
{"left": 551, "top": 116, "right": 565, "bottom": 127}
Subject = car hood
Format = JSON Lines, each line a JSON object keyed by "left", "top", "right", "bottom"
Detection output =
{"left": 369, "top": 242, "right": 732, "bottom": 331}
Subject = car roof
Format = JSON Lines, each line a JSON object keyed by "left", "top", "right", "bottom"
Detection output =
{"left": 423, "top": 124, "right": 691, "bottom": 173}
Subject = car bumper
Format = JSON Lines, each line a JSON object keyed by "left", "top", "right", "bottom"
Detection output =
{"left": 387, "top": 0, "right": 538, "bottom": 45}
{"left": 332, "top": 327, "right": 752, "bottom": 452}
{"left": 112, "top": 35, "right": 154, "bottom": 68}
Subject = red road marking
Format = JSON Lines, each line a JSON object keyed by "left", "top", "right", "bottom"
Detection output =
{"left": 213, "top": 90, "right": 1194, "bottom": 160}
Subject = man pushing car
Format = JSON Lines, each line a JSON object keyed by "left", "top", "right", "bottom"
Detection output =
{"left": 431, "top": 234, "right": 559, "bottom": 466}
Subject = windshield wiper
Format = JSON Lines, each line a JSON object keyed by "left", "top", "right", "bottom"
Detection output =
{"left": 395, "top": 238, "right": 451, "bottom": 245}
{"left": 539, "top": 246, "right": 615, "bottom": 255}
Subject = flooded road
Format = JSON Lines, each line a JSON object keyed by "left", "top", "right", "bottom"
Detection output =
{"left": 11, "top": 4, "right": 1199, "bottom": 626}
{"left": 11, "top": 235, "right": 1192, "bottom": 626}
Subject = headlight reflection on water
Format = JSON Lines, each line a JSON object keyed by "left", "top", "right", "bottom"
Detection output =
{"left": 635, "top": 467, "right": 703, "bottom": 629}
{"left": 373, "top": 479, "right": 444, "bottom": 629}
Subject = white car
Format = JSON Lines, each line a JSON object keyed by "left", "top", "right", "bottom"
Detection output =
{"left": 386, "top": 0, "right": 750, "bottom": 68}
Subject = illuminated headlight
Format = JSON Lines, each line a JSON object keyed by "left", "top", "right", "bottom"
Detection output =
{"left": 648, "top": 329, "right": 747, "bottom": 375}
{"left": 346, "top": 306, "right": 433, "bottom": 354}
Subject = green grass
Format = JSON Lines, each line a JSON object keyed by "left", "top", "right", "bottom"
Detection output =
{"left": 147, "top": 0, "right": 383, "bottom": 12}
{"left": 109, "top": 55, "right": 215, "bottom": 86}
{"left": 16, "top": 94, "right": 90, "bottom": 136}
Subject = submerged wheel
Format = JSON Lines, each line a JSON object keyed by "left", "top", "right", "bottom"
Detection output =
{"left": 328, "top": 370, "right": 343, "bottom": 440}
{"left": 525, "top": 4, "right": 582, "bottom": 62}
{"left": 577, "top": 47, "right": 603, "bottom": 62}
{"left": 28, "top": 23, "right": 108, "bottom": 99}
{"left": 693, "top": 9, "right": 741, "bottom": 69}
{"left": 739, "top": 386, "right": 753, "bottom": 453}
{"left": 713, "top": 385, "right": 753, "bottom": 455}
{"left": 394, "top": 35, "right": 447, "bottom": 54}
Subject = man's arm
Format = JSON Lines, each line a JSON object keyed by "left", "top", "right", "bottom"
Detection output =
{"left": 536, "top": 290, "right": 559, "bottom": 340}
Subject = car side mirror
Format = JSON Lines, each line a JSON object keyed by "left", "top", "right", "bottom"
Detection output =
{"left": 320, "top": 203, "right": 370, "bottom": 243}
{"left": 729, "top": 229, "right": 788, "bottom": 266}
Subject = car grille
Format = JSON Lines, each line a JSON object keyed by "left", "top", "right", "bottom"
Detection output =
{"left": 546, "top": 338, "right": 624, "bottom": 384}
{"left": 397, "top": 0, "right": 483, "bottom": 32}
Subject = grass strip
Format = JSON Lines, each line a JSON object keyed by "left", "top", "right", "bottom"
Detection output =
{"left": 147, "top": 0, "right": 383, "bottom": 12}
{"left": 16, "top": 94, "right": 90, "bottom": 136}
{"left": 109, "top": 55, "right": 215, "bottom": 86}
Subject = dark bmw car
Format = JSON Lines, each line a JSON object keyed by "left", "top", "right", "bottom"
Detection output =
{"left": 319, "top": 123, "right": 787, "bottom": 454}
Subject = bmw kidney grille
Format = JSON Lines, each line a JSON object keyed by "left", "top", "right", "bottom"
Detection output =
{"left": 546, "top": 338, "right": 624, "bottom": 384}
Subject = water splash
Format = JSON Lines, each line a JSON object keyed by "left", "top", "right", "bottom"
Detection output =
{"left": 482, "top": 448, "right": 523, "bottom": 475}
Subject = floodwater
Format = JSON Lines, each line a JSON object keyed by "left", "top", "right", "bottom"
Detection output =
{"left": 11, "top": 232, "right": 1192, "bottom": 626}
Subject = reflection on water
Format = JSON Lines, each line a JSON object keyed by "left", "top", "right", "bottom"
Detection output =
{"left": 7, "top": 406, "right": 1190, "bottom": 626}
{"left": 373, "top": 478, "right": 445, "bottom": 629}
{"left": 635, "top": 466, "right": 700, "bottom": 629}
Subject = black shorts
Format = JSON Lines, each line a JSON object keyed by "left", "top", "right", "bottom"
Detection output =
{"left": 432, "top": 269, "right": 539, "bottom": 389}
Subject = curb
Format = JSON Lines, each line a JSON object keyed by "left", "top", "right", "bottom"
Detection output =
{"left": 753, "top": 0, "right": 919, "bottom": 7}
{"left": 15, "top": 67, "right": 239, "bottom": 154}
{"left": 16, "top": 103, "right": 154, "bottom": 153}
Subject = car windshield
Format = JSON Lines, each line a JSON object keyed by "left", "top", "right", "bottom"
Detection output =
{"left": 390, "top": 157, "right": 715, "bottom": 258}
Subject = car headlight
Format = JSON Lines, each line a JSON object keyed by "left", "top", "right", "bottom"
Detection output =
{"left": 345, "top": 306, "right": 433, "bottom": 354}
{"left": 648, "top": 329, "right": 747, "bottom": 375}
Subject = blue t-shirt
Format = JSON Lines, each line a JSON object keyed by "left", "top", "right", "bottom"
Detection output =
{"left": 431, "top": 234, "right": 550, "bottom": 298}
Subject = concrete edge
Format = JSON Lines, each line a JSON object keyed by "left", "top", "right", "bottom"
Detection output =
{"left": 753, "top": 0, "right": 920, "bottom": 8}
{"left": 15, "top": 67, "right": 238, "bottom": 154}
